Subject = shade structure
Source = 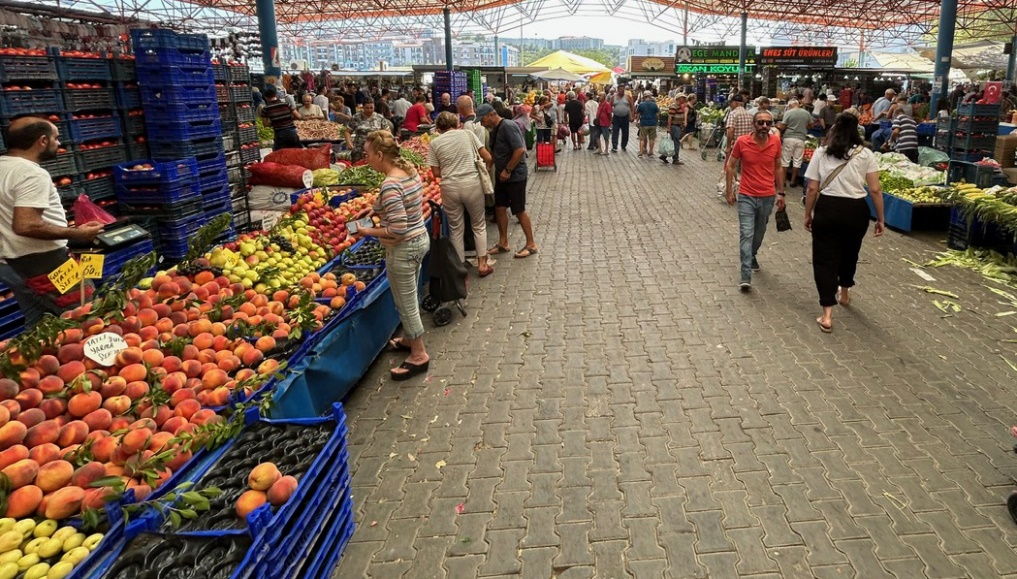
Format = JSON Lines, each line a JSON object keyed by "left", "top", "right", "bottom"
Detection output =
{"left": 526, "top": 50, "right": 610, "bottom": 76}
{"left": 588, "top": 71, "right": 614, "bottom": 84}
{"left": 920, "top": 41, "right": 1012, "bottom": 71}
{"left": 530, "top": 67, "right": 587, "bottom": 82}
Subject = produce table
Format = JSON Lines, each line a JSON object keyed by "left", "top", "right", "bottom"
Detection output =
{"left": 865, "top": 194, "right": 952, "bottom": 232}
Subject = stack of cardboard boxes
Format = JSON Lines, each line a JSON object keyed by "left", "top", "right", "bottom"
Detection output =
{"left": 999, "top": 132, "right": 1017, "bottom": 184}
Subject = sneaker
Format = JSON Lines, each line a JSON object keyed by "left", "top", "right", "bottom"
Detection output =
{"left": 611, "top": 149, "right": 617, "bottom": 153}
{"left": 751, "top": 259, "right": 760, "bottom": 272}
{"left": 739, "top": 281, "right": 752, "bottom": 292}
{"left": 622, "top": 147, "right": 627, "bottom": 152}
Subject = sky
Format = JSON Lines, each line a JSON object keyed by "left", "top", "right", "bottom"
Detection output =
{"left": 507, "top": 14, "right": 769, "bottom": 48}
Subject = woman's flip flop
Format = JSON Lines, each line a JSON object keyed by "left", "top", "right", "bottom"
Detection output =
{"left": 391, "top": 360, "right": 430, "bottom": 381}
{"left": 488, "top": 244, "right": 510, "bottom": 255}
{"left": 514, "top": 247, "right": 538, "bottom": 259}
{"left": 816, "top": 317, "right": 833, "bottom": 333}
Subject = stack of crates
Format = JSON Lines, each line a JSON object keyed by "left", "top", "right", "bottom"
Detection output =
{"left": 113, "top": 158, "right": 203, "bottom": 261}
{"left": 112, "top": 56, "right": 148, "bottom": 161}
{"left": 214, "top": 61, "right": 254, "bottom": 232}
{"left": 466, "top": 69, "right": 483, "bottom": 99}
{"left": 433, "top": 70, "right": 467, "bottom": 99}
{"left": 58, "top": 50, "right": 125, "bottom": 214}
{"left": 131, "top": 28, "right": 233, "bottom": 252}
{"left": 949, "top": 103, "right": 1000, "bottom": 162}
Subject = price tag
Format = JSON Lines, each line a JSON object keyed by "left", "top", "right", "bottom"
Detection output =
{"left": 47, "top": 258, "right": 82, "bottom": 295}
{"left": 83, "top": 332, "right": 128, "bottom": 367}
{"left": 80, "top": 254, "right": 105, "bottom": 279}
{"left": 222, "top": 248, "right": 240, "bottom": 267}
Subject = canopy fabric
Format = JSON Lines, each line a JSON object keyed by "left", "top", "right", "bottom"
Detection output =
{"left": 530, "top": 67, "right": 586, "bottom": 82}
{"left": 844, "top": 50, "right": 969, "bottom": 81}
{"left": 920, "top": 41, "right": 1011, "bottom": 71}
{"left": 588, "top": 71, "right": 614, "bottom": 84}
{"left": 526, "top": 50, "right": 610, "bottom": 75}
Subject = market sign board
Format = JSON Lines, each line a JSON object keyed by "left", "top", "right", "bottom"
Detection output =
{"left": 675, "top": 46, "right": 756, "bottom": 66}
{"left": 759, "top": 46, "right": 838, "bottom": 67}
{"left": 627, "top": 56, "right": 676, "bottom": 74}
{"left": 676, "top": 64, "right": 753, "bottom": 74}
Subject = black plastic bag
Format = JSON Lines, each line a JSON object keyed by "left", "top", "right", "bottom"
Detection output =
{"left": 775, "top": 207, "right": 792, "bottom": 232}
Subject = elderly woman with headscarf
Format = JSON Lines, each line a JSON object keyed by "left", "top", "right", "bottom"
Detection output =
{"left": 563, "top": 91, "right": 585, "bottom": 151}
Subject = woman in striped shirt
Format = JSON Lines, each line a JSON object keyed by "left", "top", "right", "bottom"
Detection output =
{"left": 357, "top": 130, "right": 431, "bottom": 380}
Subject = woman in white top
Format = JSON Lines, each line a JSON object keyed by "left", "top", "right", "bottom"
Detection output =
{"left": 296, "top": 93, "right": 325, "bottom": 120}
{"left": 804, "top": 112, "right": 885, "bottom": 333}
{"left": 427, "top": 111, "right": 495, "bottom": 277}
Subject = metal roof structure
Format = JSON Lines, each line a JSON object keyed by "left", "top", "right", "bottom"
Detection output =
{"left": 32, "top": 0, "right": 1017, "bottom": 47}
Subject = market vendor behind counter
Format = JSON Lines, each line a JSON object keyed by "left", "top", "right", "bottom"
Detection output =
{"left": 0, "top": 118, "right": 104, "bottom": 327}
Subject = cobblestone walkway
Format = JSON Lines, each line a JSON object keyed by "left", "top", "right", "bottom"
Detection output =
{"left": 333, "top": 136, "right": 1017, "bottom": 579}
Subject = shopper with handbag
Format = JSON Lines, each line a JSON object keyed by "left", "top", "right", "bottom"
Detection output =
{"left": 427, "top": 112, "right": 495, "bottom": 277}
{"left": 804, "top": 112, "right": 885, "bottom": 333}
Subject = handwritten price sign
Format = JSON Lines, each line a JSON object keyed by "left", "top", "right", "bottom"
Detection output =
{"left": 80, "top": 253, "right": 105, "bottom": 280}
{"left": 47, "top": 258, "right": 82, "bottom": 295}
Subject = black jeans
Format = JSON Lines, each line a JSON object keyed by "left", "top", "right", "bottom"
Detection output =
{"left": 611, "top": 116, "right": 630, "bottom": 150}
{"left": 811, "top": 195, "right": 871, "bottom": 307}
{"left": 272, "top": 127, "right": 303, "bottom": 150}
{"left": 901, "top": 148, "right": 919, "bottom": 164}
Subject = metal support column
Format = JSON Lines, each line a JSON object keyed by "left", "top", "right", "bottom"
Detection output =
{"left": 930, "top": 0, "right": 958, "bottom": 113}
{"left": 1006, "top": 34, "right": 1017, "bottom": 87}
{"left": 443, "top": 8, "right": 453, "bottom": 71}
{"left": 738, "top": 12, "right": 748, "bottom": 90}
{"left": 255, "top": 0, "right": 280, "bottom": 82}
{"left": 495, "top": 35, "right": 500, "bottom": 66}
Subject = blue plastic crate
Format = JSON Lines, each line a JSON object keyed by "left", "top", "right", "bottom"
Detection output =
{"left": 0, "top": 88, "right": 63, "bottom": 117}
{"left": 137, "top": 63, "right": 215, "bottom": 88}
{"left": 199, "top": 163, "right": 228, "bottom": 188}
{"left": 202, "top": 186, "right": 230, "bottom": 213}
{"left": 131, "top": 28, "right": 210, "bottom": 54}
{"left": 97, "top": 237, "right": 154, "bottom": 282}
{"left": 956, "top": 103, "right": 1001, "bottom": 118}
{"left": 0, "top": 310, "right": 25, "bottom": 341}
{"left": 76, "top": 143, "right": 126, "bottom": 172}
{"left": 121, "top": 112, "right": 145, "bottom": 136}
{"left": 114, "top": 157, "right": 198, "bottom": 187}
{"left": 69, "top": 115, "right": 122, "bottom": 142}
{"left": 0, "top": 55, "right": 57, "bottom": 82}
{"left": 63, "top": 88, "right": 115, "bottom": 112}
{"left": 116, "top": 181, "right": 199, "bottom": 205}
{"left": 147, "top": 116, "right": 221, "bottom": 142}
{"left": 115, "top": 84, "right": 141, "bottom": 109}
{"left": 148, "top": 135, "right": 223, "bottom": 161}
{"left": 56, "top": 56, "right": 111, "bottom": 81}
{"left": 145, "top": 100, "right": 219, "bottom": 124}
{"left": 82, "top": 175, "right": 116, "bottom": 201}
{"left": 111, "top": 58, "right": 136, "bottom": 82}
{"left": 140, "top": 83, "right": 216, "bottom": 106}
{"left": 159, "top": 217, "right": 204, "bottom": 243}
{"left": 195, "top": 149, "right": 227, "bottom": 175}
{"left": 290, "top": 494, "right": 354, "bottom": 579}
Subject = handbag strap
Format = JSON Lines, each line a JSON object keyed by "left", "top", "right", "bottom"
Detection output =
{"left": 820, "top": 146, "right": 860, "bottom": 191}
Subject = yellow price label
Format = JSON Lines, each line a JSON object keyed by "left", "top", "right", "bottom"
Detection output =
{"left": 48, "top": 258, "right": 82, "bottom": 295}
{"left": 222, "top": 248, "right": 240, "bottom": 267}
{"left": 80, "top": 253, "right": 105, "bottom": 279}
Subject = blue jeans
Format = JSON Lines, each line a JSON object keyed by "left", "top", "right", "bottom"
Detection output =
{"left": 666, "top": 126, "right": 683, "bottom": 160}
{"left": 611, "top": 116, "right": 629, "bottom": 150}
{"left": 737, "top": 195, "right": 776, "bottom": 282}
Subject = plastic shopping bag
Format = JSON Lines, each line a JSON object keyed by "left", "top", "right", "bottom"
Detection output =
{"left": 72, "top": 194, "right": 116, "bottom": 225}
{"left": 579, "top": 123, "right": 589, "bottom": 136}
{"left": 657, "top": 134, "right": 675, "bottom": 157}
{"left": 558, "top": 124, "right": 571, "bottom": 139}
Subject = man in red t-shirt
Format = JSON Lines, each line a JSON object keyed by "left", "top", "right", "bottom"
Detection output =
{"left": 725, "top": 110, "right": 785, "bottom": 291}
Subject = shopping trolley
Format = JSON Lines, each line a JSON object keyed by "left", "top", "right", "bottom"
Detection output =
{"left": 699, "top": 121, "right": 727, "bottom": 162}
{"left": 420, "top": 200, "right": 467, "bottom": 326}
{"left": 535, "top": 127, "right": 556, "bottom": 171}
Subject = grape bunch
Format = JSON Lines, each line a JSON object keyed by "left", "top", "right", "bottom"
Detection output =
{"left": 177, "top": 260, "right": 224, "bottom": 278}
{"left": 270, "top": 234, "right": 296, "bottom": 253}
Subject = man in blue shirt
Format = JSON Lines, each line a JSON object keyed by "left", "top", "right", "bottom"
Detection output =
{"left": 635, "top": 91, "right": 660, "bottom": 158}
{"left": 870, "top": 89, "right": 896, "bottom": 151}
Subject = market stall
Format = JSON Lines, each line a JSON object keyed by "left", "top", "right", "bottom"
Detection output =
{"left": 0, "top": 26, "right": 446, "bottom": 579}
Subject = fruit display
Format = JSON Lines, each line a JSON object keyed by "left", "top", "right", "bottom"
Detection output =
{"left": 0, "top": 517, "right": 103, "bottom": 579}
{"left": 882, "top": 186, "right": 949, "bottom": 204}
{"left": 342, "top": 238, "right": 384, "bottom": 267}
{"left": 293, "top": 120, "right": 346, "bottom": 142}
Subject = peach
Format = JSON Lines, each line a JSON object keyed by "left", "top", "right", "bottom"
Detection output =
{"left": 161, "top": 356, "right": 183, "bottom": 374}
{"left": 57, "top": 421, "right": 89, "bottom": 447}
{"left": 4, "top": 484, "right": 43, "bottom": 518}
{"left": 16, "top": 407, "right": 45, "bottom": 428}
{"left": 83, "top": 409, "right": 113, "bottom": 432}
{"left": 257, "top": 359, "right": 280, "bottom": 375}
{"left": 189, "top": 409, "right": 217, "bottom": 425}
{"left": 124, "top": 450, "right": 154, "bottom": 477}
{"left": 235, "top": 490, "right": 267, "bottom": 519}
{"left": 148, "top": 431, "right": 174, "bottom": 452}
{"left": 2, "top": 458, "right": 39, "bottom": 487}
{"left": 130, "top": 418, "right": 157, "bottom": 431}
{"left": 28, "top": 443, "right": 60, "bottom": 466}
{"left": 19, "top": 367, "right": 40, "bottom": 389}
{"left": 115, "top": 346, "right": 144, "bottom": 366}
{"left": 132, "top": 483, "right": 153, "bottom": 501}
{"left": 110, "top": 416, "right": 133, "bottom": 432}
{"left": 124, "top": 381, "right": 150, "bottom": 401}
{"left": 102, "top": 395, "right": 131, "bottom": 417}
{"left": 0, "top": 445, "right": 28, "bottom": 470}
{"left": 118, "top": 363, "right": 147, "bottom": 384}
{"left": 35, "top": 459, "right": 74, "bottom": 492}
{"left": 56, "top": 360, "right": 85, "bottom": 384}
{"left": 36, "top": 354, "right": 60, "bottom": 375}
{"left": 0, "top": 404, "right": 9, "bottom": 427}
{"left": 15, "top": 388, "right": 43, "bottom": 411}
{"left": 57, "top": 343, "right": 85, "bottom": 363}
{"left": 39, "top": 398, "right": 67, "bottom": 420}
{"left": 0, "top": 378, "right": 18, "bottom": 401}
{"left": 44, "top": 486, "right": 86, "bottom": 520}
{"left": 91, "top": 436, "right": 118, "bottom": 462}
{"left": 160, "top": 416, "right": 187, "bottom": 434}
{"left": 207, "top": 387, "right": 230, "bottom": 407}
{"left": 267, "top": 475, "right": 298, "bottom": 506}
{"left": 201, "top": 369, "right": 229, "bottom": 390}
{"left": 248, "top": 463, "right": 282, "bottom": 491}
{"left": 121, "top": 428, "right": 152, "bottom": 455}
{"left": 69, "top": 391, "right": 103, "bottom": 418}
{"left": 110, "top": 446, "right": 131, "bottom": 466}
{"left": 99, "top": 376, "right": 128, "bottom": 399}
{"left": 37, "top": 375, "right": 64, "bottom": 396}
{"left": 0, "top": 400, "right": 18, "bottom": 419}
{"left": 71, "top": 461, "right": 107, "bottom": 489}
{"left": 60, "top": 445, "right": 79, "bottom": 460}
{"left": 217, "top": 356, "right": 240, "bottom": 373}
{"left": 173, "top": 399, "right": 200, "bottom": 420}
{"left": 24, "top": 420, "right": 60, "bottom": 448}
{"left": 0, "top": 420, "right": 27, "bottom": 447}
{"left": 165, "top": 449, "right": 192, "bottom": 472}
{"left": 180, "top": 359, "right": 202, "bottom": 378}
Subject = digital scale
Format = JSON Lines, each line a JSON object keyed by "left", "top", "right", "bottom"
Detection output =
{"left": 95, "top": 224, "right": 150, "bottom": 249}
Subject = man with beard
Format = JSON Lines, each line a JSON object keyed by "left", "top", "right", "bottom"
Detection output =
{"left": 725, "top": 110, "right": 785, "bottom": 291}
{"left": 0, "top": 118, "right": 103, "bottom": 325}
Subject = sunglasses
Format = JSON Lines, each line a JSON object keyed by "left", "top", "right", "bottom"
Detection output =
{"left": 755, "top": 120, "right": 773, "bottom": 126}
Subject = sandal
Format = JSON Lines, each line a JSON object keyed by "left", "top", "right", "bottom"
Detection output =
{"left": 514, "top": 246, "right": 538, "bottom": 259}
{"left": 391, "top": 359, "right": 429, "bottom": 381}
{"left": 838, "top": 289, "right": 851, "bottom": 306}
{"left": 479, "top": 266, "right": 494, "bottom": 278}
{"left": 816, "top": 317, "right": 833, "bottom": 333}
{"left": 388, "top": 338, "right": 412, "bottom": 352}
{"left": 488, "top": 244, "right": 510, "bottom": 255}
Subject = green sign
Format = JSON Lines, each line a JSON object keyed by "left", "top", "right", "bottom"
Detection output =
{"left": 675, "top": 46, "right": 756, "bottom": 66}
{"left": 676, "top": 64, "right": 754, "bottom": 74}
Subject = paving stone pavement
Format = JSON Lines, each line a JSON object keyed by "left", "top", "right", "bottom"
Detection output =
{"left": 332, "top": 133, "right": 1017, "bottom": 579}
